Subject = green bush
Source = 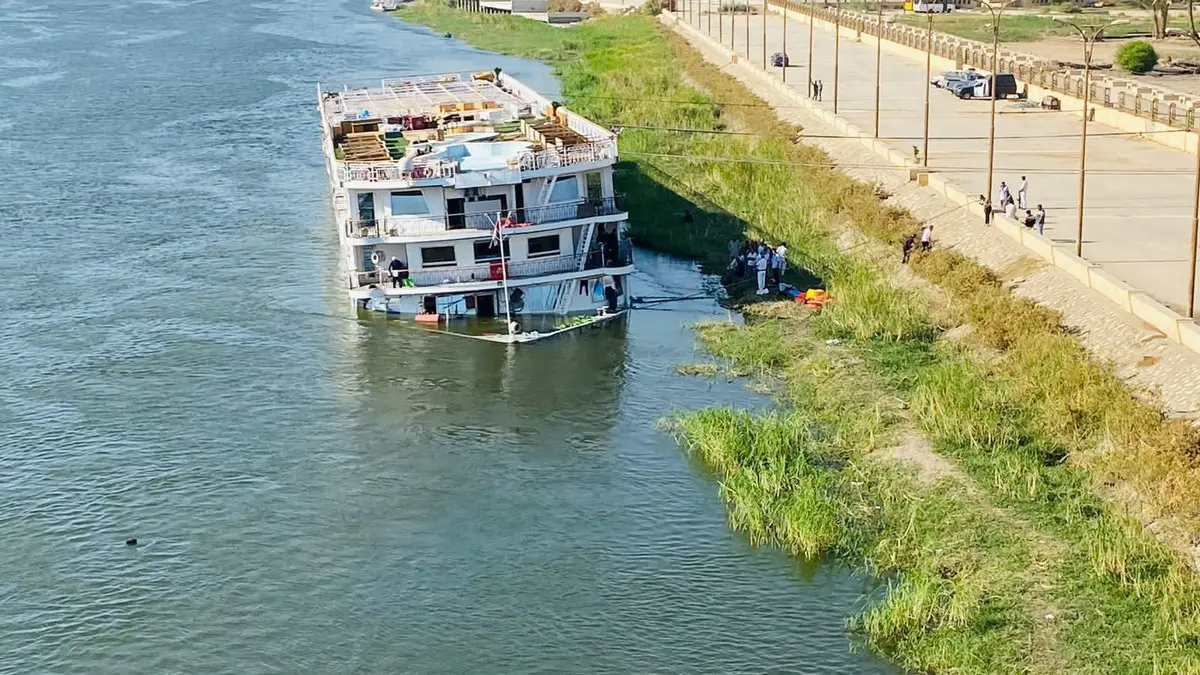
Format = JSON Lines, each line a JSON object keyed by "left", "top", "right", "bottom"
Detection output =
{"left": 1115, "top": 40, "right": 1158, "bottom": 74}
{"left": 547, "top": 0, "right": 582, "bottom": 10}
{"left": 638, "top": 0, "right": 665, "bottom": 15}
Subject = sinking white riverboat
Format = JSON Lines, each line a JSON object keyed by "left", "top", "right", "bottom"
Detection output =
{"left": 317, "top": 69, "right": 633, "bottom": 336}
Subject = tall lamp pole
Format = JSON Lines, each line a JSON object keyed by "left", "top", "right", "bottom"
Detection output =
{"left": 833, "top": 0, "right": 841, "bottom": 113}
{"left": 708, "top": 0, "right": 712, "bottom": 35}
{"left": 782, "top": 0, "right": 789, "bottom": 82}
{"left": 763, "top": 0, "right": 769, "bottom": 69}
{"left": 1190, "top": 136, "right": 1200, "bottom": 317}
{"left": 873, "top": 0, "right": 883, "bottom": 137}
{"left": 807, "top": 0, "right": 814, "bottom": 94}
{"left": 745, "top": 0, "right": 750, "bottom": 59}
{"left": 980, "top": 1, "right": 1013, "bottom": 221}
{"left": 922, "top": 12, "right": 934, "bottom": 166}
{"left": 1056, "top": 17, "right": 1126, "bottom": 257}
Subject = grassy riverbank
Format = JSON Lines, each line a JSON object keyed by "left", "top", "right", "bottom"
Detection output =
{"left": 396, "top": 4, "right": 1200, "bottom": 671}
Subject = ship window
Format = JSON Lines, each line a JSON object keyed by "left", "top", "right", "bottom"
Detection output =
{"left": 473, "top": 240, "right": 506, "bottom": 264}
{"left": 527, "top": 234, "right": 561, "bottom": 259}
{"left": 548, "top": 176, "right": 579, "bottom": 203}
{"left": 421, "top": 246, "right": 457, "bottom": 268}
{"left": 390, "top": 191, "right": 428, "bottom": 216}
{"left": 585, "top": 172, "right": 603, "bottom": 200}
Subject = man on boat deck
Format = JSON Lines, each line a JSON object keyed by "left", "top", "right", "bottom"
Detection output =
{"left": 387, "top": 256, "right": 407, "bottom": 289}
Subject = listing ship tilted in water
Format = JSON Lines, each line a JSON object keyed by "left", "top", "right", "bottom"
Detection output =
{"left": 316, "top": 69, "right": 634, "bottom": 327}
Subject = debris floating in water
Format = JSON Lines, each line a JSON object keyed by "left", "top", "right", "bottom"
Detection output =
{"left": 125, "top": 538, "right": 138, "bottom": 546}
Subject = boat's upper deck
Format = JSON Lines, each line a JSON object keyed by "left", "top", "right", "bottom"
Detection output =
{"left": 317, "top": 71, "right": 617, "bottom": 184}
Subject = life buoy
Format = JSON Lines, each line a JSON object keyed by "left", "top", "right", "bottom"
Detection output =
{"left": 370, "top": 249, "right": 386, "bottom": 266}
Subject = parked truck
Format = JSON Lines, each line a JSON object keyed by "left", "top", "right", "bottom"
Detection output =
{"left": 952, "top": 73, "right": 1025, "bottom": 100}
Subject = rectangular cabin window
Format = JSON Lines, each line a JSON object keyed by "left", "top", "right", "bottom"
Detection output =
{"left": 421, "top": 246, "right": 457, "bottom": 268}
{"left": 357, "top": 193, "right": 376, "bottom": 221}
{"left": 548, "top": 176, "right": 579, "bottom": 204}
{"left": 527, "top": 234, "right": 561, "bottom": 259}
{"left": 389, "top": 191, "right": 428, "bottom": 216}
{"left": 585, "top": 172, "right": 603, "bottom": 200}
{"left": 473, "top": 240, "right": 506, "bottom": 264}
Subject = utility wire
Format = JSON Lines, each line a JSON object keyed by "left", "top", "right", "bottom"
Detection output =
{"left": 606, "top": 121, "right": 1192, "bottom": 142}
{"left": 619, "top": 150, "right": 1200, "bottom": 176}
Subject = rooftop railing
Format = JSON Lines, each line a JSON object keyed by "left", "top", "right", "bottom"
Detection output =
{"left": 345, "top": 195, "right": 626, "bottom": 239}
{"left": 335, "top": 137, "right": 618, "bottom": 185}
{"left": 338, "top": 159, "right": 458, "bottom": 184}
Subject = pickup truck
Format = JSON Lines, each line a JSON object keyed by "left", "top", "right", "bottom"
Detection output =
{"left": 951, "top": 73, "right": 1026, "bottom": 100}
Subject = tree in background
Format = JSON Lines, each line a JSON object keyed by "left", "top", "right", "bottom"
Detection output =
{"left": 1115, "top": 40, "right": 1160, "bottom": 74}
{"left": 1136, "top": 0, "right": 1171, "bottom": 39}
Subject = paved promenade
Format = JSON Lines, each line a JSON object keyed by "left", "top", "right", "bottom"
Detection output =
{"left": 665, "top": 11, "right": 1200, "bottom": 419}
{"left": 680, "top": 7, "right": 1199, "bottom": 316}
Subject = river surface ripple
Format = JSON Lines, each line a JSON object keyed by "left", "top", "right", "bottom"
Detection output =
{"left": 0, "top": 0, "right": 894, "bottom": 672}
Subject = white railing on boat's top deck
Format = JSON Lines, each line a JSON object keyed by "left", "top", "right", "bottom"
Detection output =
{"left": 336, "top": 138, "right": 618, "bottom": 185}
{"left": 337, "top": 159, "right": 458, "bottom": 184}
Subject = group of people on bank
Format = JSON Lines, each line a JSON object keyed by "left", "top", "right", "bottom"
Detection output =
{"left": 728, "top": 239, "right": 788, "bottom": 296}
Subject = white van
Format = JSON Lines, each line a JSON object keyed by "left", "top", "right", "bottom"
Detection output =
{"left": 913, "top": 1, "right": 953, "bottom": 13}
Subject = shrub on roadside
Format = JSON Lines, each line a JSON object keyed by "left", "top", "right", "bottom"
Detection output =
{"left": 548, "top": 0, "right": 583, "bottom": 10}
{"left": 1115, "top": 40, "right": 1158, "bottom": 74}
{"left": 639, "top": 0, "right": 666, "bottom": 15}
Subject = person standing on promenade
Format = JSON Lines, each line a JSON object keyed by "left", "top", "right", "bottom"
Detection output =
{"left": 1035, "top": 204, "right": 1046, "bottom": 235}
{"left": 902, "top": 233, "right": 916, "bottom": 263}
{"left": 816, "top": 80, "right": 823, "bottom": 101}
{"left": 810, "top": 80, "right": 817, "bottom": 99}
{"left": 1018, "top": 176, "right": 1029, "bottom": 209}
{"left": 920, "top": 225, "right": 933, "bottom": 252}
{"left": 998, "top": 181, "right": 1010, "bottom": 206}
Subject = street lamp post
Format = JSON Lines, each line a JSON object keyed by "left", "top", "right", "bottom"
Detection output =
{"left": 980, "top": 1, "right": 1013, "bottom": 222}
{"left": 833, "top": 0, "right": 841, "bottom": 113}
{"left": 807, "top": 0, "right": 815, "bottom": 97}
{"left": 1190, "top": 137, "right": 1200, "bottom": 317}
{"left": 782, "top": 0, "right": 789, "bottom": 82}
{"left": 1055, "top": 17, "right": 1126, "bottom": 257}
{"left": 708, "top": 0, "right": 712, "bottom": 35}
{"left": 745, "top": 0, "right": 750, "bottom": 60}
{"left": 874, "top": 0, "right": 883, "bottom": 137}
{"left": 922, "top": 12, "right": 934, "bottom": 167}
{"left": 763, "top": 0, "right": 769, "bottom": 69}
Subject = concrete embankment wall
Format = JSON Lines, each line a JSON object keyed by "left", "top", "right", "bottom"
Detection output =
{"left": 663, "top": 10, "right": 1200, "bottom": 358}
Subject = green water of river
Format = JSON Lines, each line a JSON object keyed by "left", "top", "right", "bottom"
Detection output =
{"left": 0, "top": 0, "right": 893, "bottom": 671}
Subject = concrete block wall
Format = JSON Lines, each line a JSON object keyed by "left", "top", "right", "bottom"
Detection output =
{"left": 664, "top": 10, "right": 1200, "bottom": 359}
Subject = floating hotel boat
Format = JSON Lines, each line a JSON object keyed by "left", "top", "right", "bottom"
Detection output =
{"left": 316, "top": 70, "right": 633, "bottom": 336}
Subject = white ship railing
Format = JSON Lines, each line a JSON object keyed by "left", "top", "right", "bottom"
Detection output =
{"left": 352, "top": 246, "right": 634, "bottom": 290}
{"left": 516, "top": 139, "right": 618, "bottom": 172}
{"left": 337, "top": 138, "right": 617, "bottom": 184}
{"left": 409, "top": 254, "right": 582, "bottom": 287}
{"left": 345, "top": 196, "right": 626, "bottom": 239}
{"left": 338, "top": 159, "right": 458, "bottom": 184}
